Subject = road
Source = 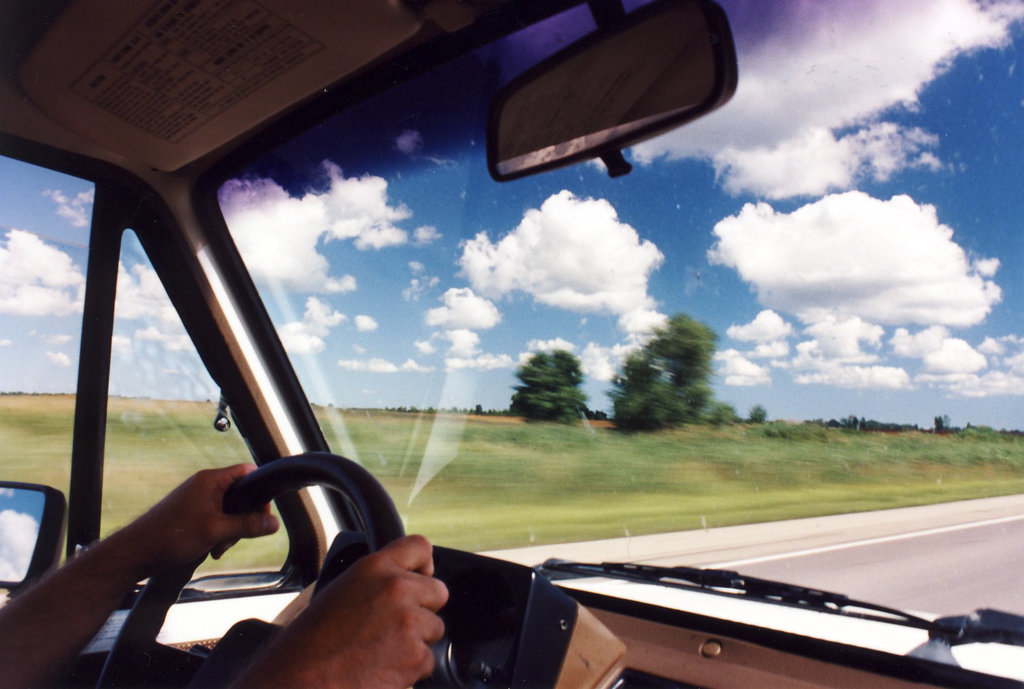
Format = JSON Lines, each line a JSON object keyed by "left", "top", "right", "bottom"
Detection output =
{"left": 483, "top": 494, "right": 1024, "bottom": 615}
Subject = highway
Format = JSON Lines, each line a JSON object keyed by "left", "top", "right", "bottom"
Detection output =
{"left": 484, "top": 494, "right": 1024, "bottom": 616}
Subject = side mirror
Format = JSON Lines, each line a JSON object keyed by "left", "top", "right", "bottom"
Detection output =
{"left": 487, "top": 0, "right": 737, "bottom": 181}
{"left": 0, "top": 482, "right": 66, "bottom": 592}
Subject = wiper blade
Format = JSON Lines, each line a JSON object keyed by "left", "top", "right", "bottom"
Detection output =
{"left": 540, "top": 560, "right": 932, "bottom": 629}
{"left": 930, "top": 608, "right": 1024, "bottom": 647}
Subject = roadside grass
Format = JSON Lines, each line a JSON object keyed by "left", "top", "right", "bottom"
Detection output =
{"left": 4, "top": 396, "right": 1024, "bottom": 560}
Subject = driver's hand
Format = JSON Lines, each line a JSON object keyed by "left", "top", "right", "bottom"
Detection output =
{"left": 231, "top": 535, "right": 449, "bottom": 689}
{"left": 116, "top": 464, "right": 279, "bottom": 578}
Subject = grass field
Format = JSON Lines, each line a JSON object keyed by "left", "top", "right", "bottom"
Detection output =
{"left": 4, "top": 394, "right": 1024, "bottom": 565}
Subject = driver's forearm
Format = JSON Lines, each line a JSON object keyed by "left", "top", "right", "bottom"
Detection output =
{"left": 0, "top": 528, "right": 150, "bottom": 689}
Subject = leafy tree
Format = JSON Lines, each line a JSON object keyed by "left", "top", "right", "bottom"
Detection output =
{"left": 510, "top": 350, "right": 587, "bottom": 423}
{"left": 707, "top": 401, "right": 739, "bottom": 426}
{"left": 610, "top": 314, "right": 716, "bottom": 430}
{"left": 746, "top": 404, "right": 768, "bottom": 424}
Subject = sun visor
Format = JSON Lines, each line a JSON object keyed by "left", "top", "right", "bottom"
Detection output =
{"left": 19, "top": 0, "right": 422, "bottom": 171}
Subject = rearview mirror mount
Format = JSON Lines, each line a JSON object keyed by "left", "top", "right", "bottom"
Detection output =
{"left": 487, "top": 0, "right": 737, "bottom": 181}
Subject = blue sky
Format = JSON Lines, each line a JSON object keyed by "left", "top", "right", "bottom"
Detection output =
{"left": 3, "top": 0, "right": 1024, "bottom": 430}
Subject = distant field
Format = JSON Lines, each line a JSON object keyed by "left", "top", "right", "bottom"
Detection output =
{"left": 4, "top": 395, "right": 1024, "bottom": 560}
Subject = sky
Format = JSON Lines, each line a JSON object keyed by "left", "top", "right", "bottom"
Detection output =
{"left": 3, "top": 0, "right": 1024, "bottom": 430}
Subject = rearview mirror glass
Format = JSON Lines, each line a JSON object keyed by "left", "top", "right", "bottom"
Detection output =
{"left": 487, "top": 0, "right": 736, "bottom": 181}
{"left": 0, "top": 482, "right": 66, "bottom": 592}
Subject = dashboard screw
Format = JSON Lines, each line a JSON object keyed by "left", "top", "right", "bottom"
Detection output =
{"left": 700, "top": 639, "right": 723, "bottom": 658}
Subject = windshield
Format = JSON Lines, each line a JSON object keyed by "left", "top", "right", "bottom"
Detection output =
{"left": 219, "top": 0, "right": 1024, "bottom": 618}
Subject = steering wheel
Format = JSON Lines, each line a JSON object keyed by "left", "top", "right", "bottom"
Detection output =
{"left": 96, "top": 452, "right": 400, "bottom": 689}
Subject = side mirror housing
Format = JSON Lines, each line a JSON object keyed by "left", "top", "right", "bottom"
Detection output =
{"left": 487, "top": 0, "right": 737, "bottom": 181}
{"left": 0, "top": 482, "right": 66, "bottom": 592}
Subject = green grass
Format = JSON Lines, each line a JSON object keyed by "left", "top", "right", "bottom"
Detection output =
{"left": 4, "top": 396, "right": 1024, "bottom": 559}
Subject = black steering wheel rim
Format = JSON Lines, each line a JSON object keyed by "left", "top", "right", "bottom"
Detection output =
{"left": 96, "top": 452, "right": 403, "bottom": 689}
{"left": 223, "top": 451, "right": 405, "bottom": 551}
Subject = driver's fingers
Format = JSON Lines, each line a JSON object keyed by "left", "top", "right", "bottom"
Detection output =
{"left": 419, "top": 574, "right": 449, "bottom": 612}
{"left": 383, "top": 534, "right": 437, "bottom": 576}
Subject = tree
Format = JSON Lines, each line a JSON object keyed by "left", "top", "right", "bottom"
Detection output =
{"left": 746, "top": 404, "right": 768, "bottom": 424}
{"left": 610, "top": 314, "right": 716, "bottom": 430}
{"left": 707, "top": 401, "right": 739, "bottom": 426}
{"left": 510, "top": 350, "right": 587, "bottom": 423}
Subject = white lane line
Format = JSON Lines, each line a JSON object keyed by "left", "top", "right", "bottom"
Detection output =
{"left": 708, "top": 513, "right": 1024, "bottom": 570}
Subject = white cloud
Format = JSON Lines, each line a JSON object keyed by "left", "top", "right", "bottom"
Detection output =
{"left": 336, "top": 357, "right": 434, "bottom": 374}
{"left": 458, "top": 190, "right": 663, "bottom": 334}
{"left": 133, "top": 326, "right": 191, "bottom": 351}
{"left": 632, "top": 0, "right": 1024, "bottom": 199}
{"left": 413, "top": 226, "right": 441, "bottom": 245}
{"left": 0, "top": 230, "right": 85, "bottom": 317}
{"left": 0, "top": 509, "right": 39, "bottom": 581}
{"left": 727, "top": 310, "right": 793, "bottom": 343}
{"left": 580, "top": 341, "right": 637, "bottom": 382}
{"left": 708, "top": 193, "right": 1001, "bottom": 328}
{"left": 414, "top": 339, "right": 437, "bottom": 355}
{"left": 794, "top": 364, "right": 912, "bottom": 390}
{"left": 42, "top": 187, "right": 94, "bottom": 227}
{"left": 46, "top": 351, "right": 71, "bottom": 367}
{"left": 440, "top": 329, "right": 480, "bottom": 358}
{"left": 278, "top": 297, "right": 345, "bottom": 355}
{"left": 355, "top": 315, "right": 379, "bottom": 332}
{"left": 338, "top": 358, "right": 399, "bottom": 373}
{"left": 400, "top": 359, "right": 435, "bottom": 373}
{"left": 402, "top": 275, "right": 439, "bottom": 301}
{"left": 716, "top": 349, "right": 771, "bottom": 387}
{"left": 220, "top": 161, "right": 412, "bottom": 293}
{"left": 804, "top": 316, "right": 884, "bottom": 362}
{"left": 525, "top": 337, "right": 576, "bottom": 354}
{"left": 395, "top": 130, "right": 423, "bottom": 155}
{"left": 0, "top": 339, "right": 11, "bottom": 347}
{"left": 445, "top": 353, "right": 515, "bottom": 371}
{"left": 425, "top": 288, "right": 501, "bottom": 330}
{"left": 891, "top": 326, "right": 987, "bottom": 374}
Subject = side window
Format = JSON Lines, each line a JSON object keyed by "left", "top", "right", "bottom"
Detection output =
{"left": 103, "top": 231, "right": 287, "bottom": 574}
{"left": 0, "top": 157, "right": 90, "bottom": 502}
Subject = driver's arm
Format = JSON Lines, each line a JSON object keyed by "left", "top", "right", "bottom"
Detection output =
{"left": 229, "top": 535, "right": 449, "bottom": 689}
{"left": 0, "top": 464, "right": 279, "bottom": 689}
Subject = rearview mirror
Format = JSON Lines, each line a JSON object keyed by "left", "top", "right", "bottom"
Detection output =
{"left": 0, "top": 482, "right": 66, "bottom": 592}
{"left": 487, "top": 0, "right": 737, "bottom": 180}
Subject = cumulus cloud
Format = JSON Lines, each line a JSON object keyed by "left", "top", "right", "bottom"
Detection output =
{"left": 43, "top": 188, "right": 94, "bottom": 227}
{"left": 219, "top": 161, "right": 413, "bottom": 292}
{"left": 794, "top": 364, "right": 912, "bottom": 390}
{"left": 338, "top": 357, "right": 434, "bottom": 373}
{"left": 425, "top": 288, "right": 501, "bottom": 330}
{"left": 525, "top": 338, "right": 576, "bottom": 354}
{"left": 414, "top": 339, "right": 437, "bottom": 355}
{"left": 355, "top": 315, "right": 379, "bottom": 332}
{"left": 708, "top": 192, "right": 1002, "bottom": 328}
{"left": 580, "top": 341, "right": 637, "bottom": 382}
{"left": 727, "top": 310, "right": 793, "bottom": 343}
{"left": 46, "top": 351, "right": 71, "bottom": 367}
{"left": 632, "top": 0, "right": 1024, "bottom": 198}
{"left": 413, "top": 226, "right": 441, "bottom": 245}
{"left": 891, "top": 326, "right": 987, "bottom": 374}
{"left": 395, "top": 130, "right": 424, "bottom": 155}
{"left": 0, "top": 509, "right": 39, "bottom": 581}
{"left": 113, "top": 261, "right": 191, "bottom": 352}
{"left": 445, "top": 353, "right": 515, "bottom": 371}
{"left": 716, "top": 349, "right": 772, "bottom": 386}
{"left": 458, "top": 190, "right": 664, "bottom": 335}
{"left": 0, "top": 230, "right": 85, "bottom": 317}
{"left": 278, "top": 297, "right": 346, "bottom": 355}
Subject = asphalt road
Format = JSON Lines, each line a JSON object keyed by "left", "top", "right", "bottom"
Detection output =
{"left": 484, "top": 494, "right": 1024, "bottom": 616}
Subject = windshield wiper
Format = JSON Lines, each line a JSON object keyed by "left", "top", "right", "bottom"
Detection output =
{"left": 539, "top": 560, "right": 933, "bottom": 629}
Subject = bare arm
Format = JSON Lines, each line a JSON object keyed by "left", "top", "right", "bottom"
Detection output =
{"left": 0, "top": 464, "right": 279, "bottom": 689}
{"left": 231, "top": 535, "right": 449, "bottom": 689}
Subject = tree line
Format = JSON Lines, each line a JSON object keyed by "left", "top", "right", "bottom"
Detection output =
{"left": 511, "top": 313, "right": 762, "bottom": 430}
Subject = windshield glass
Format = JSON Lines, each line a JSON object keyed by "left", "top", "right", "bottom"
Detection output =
{"left": 219, "top": 0, "right": 1024, "bottom": 617}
